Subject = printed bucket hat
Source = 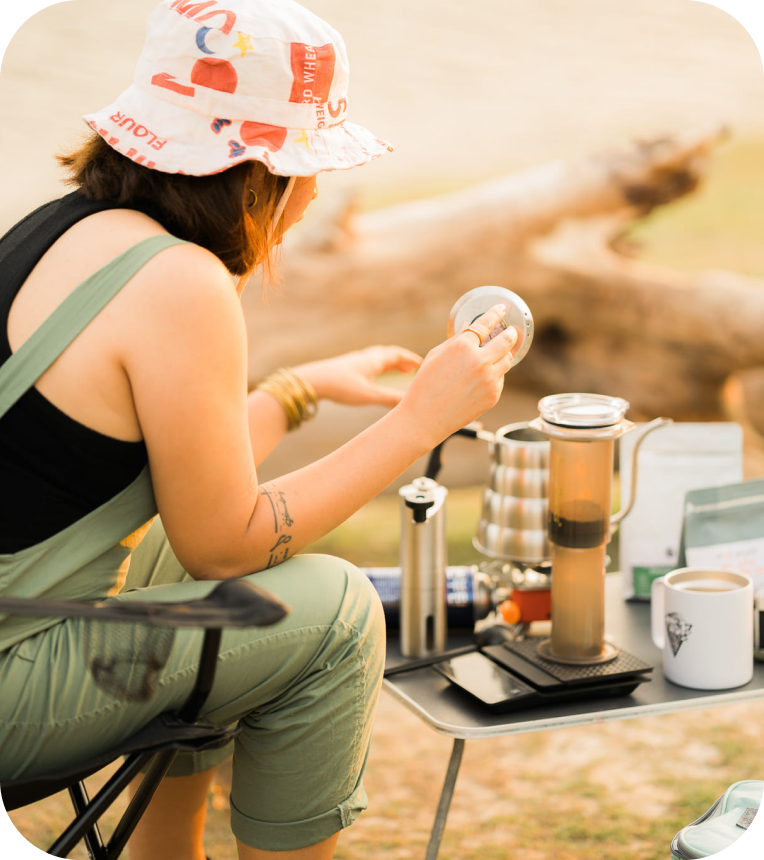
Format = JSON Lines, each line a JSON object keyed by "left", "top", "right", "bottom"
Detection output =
{"left": 83, "top": 0, "right": 393, "bottom": 177}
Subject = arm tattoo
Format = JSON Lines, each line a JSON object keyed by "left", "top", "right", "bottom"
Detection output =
{"left": 259, "top": 483, "right": 295, "bottom": 568}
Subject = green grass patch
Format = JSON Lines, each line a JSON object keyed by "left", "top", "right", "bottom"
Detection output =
{"left": 624, "top": 136, "right": 764, "bottom": 278}
{"left": 559, "top": 775, "right": 608, "bottom": 801}
{"left": 306, "top": 485, "right": 485, "bottom": 568}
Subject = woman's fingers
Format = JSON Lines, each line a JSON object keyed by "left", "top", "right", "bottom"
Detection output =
{"left": 355, "top": 345, "right": 422, "bottom": 379}
{"left": 483, "top": 325, "right": 518, "bottom": 361}
{"left": 371, "top": 345, "right": 423, "bottom": 373}
{"left": 493, "top": 349, "right": 514, "bottom": 376}
{"left": 458, "top": 303, "right": 508, "bottom": 345}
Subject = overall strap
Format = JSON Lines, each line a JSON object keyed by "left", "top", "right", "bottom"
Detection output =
{"left": 0, "top": 235, "right": 187, "bottom": 420}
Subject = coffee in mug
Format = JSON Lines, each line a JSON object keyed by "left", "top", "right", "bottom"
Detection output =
{"left": 651, "top": 568, "right": 753, "bottom": 690}
{"left": 675, "top": 581, "right": 735, "bottom": 593}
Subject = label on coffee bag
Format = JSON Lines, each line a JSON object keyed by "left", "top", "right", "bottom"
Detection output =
{"left": 633, "top": 565, "right": 675, "bottom": 598}
{"left": 686, "top": 538, "right": 764, "bottom": 589}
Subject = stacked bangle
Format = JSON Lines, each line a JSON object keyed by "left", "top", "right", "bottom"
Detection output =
{"left": 257, "top": 367, "right": 319, "bottom": 431}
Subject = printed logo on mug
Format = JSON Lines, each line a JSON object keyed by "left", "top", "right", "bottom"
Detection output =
{"left": 651, "top": 568, "right": 754, "bottom": 690}
{"left": 665, "top": 612, "right": 692, "bottom": 656}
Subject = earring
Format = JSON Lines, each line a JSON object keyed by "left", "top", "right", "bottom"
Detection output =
{"left": 246, "top": 188, "right": 258, "bottom": 209}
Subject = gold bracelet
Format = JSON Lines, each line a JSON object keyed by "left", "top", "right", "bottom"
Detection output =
{"left": 257, "top": 367, "right": 318, "bottom": 431}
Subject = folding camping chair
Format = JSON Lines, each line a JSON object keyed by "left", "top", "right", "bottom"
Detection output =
{"left": 0, "top": 578, "right": 289, "bottom": 859}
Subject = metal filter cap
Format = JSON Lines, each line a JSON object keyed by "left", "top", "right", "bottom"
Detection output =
{"left": 447, "top": 286, "right": 534, "bottom": 367}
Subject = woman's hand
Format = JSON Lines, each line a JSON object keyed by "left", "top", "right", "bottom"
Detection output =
{"left": 397, "top": 304, "right": 518, "bottom": 448}
{"left": 294, "top": 346, "right": 423, "bottom": 408}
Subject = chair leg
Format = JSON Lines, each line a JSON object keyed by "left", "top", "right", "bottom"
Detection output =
{"left": 68, "top": 781, "right": 106, "bottom": 860}
{"left": 47, "top": 753, "right": 152, "bottom": 858}
{"left": 106, "top": 749, "right": 180, "bottom": 859}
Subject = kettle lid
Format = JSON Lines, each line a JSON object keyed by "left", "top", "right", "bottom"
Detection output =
{"left": 538, "top": 393, "right": 629, "bottom": 428}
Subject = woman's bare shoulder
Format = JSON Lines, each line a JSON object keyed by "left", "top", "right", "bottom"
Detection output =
{"left": 70, "top": 207, "right": 237, "bottom": 314}
{"left": 69, "top": 207, "right": 245, "bottom": 374}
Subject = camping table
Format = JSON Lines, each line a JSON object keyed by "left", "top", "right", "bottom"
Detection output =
{"left": 383, "top": 572, "right": 764, "bottom": 860}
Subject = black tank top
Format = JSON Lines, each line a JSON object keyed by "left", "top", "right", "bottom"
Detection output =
{"left": 0, "top": 192, "right": 154, "bottom": 554}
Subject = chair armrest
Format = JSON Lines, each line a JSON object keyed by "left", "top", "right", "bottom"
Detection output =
{"left": 0, "top": 578, "right": 289, "bottom": 629}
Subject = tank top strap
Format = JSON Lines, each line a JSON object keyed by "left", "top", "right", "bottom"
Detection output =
{"left": 0, "top": 234, "right": 187, "bottom": 420}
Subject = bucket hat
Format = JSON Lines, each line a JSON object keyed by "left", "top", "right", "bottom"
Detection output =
{"left": 83, "top": 0, "right": 393, "bottom": 177}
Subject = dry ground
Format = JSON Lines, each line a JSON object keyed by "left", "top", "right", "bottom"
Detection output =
{"left": 9, "top": 693, "right": 764, "bottom": 859}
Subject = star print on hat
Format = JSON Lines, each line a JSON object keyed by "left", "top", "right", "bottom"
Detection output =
{"left": 83, "top": 0, "right": 393, "bottom": 177}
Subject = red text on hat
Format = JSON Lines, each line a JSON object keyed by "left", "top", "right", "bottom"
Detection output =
{"left": 170, "top": 1, "right": 236, "bottom": 35}
{"left": 289, "top": 43, "right": 335, "bottom": 107}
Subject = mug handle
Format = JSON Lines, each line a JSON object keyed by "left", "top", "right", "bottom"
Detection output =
{"left": 651, "top": 576, "right": 667, "bottom": 649}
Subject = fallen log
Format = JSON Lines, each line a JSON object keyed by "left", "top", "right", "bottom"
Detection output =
{"left": 242, "top": 126, "right": 764, "bottom": 429}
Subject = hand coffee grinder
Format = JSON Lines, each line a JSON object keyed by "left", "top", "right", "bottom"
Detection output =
{"left": 529, "top": 394, "right": 671, "bottom": 664}
{"left": 398, "top": 477, "right": 449, "bottom": 658}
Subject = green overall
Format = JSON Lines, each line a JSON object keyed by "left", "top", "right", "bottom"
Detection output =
{"left": 0, "top": 236, "right": 385, "bottom": 850}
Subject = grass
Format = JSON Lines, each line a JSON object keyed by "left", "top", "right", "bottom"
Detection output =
{"left": 306, "top": 485, "right": 486, "bottom": 568}
{"left": 331, "top": 698, "right": 764, "bottom": 860}
{"left": 624, "top": 136, "right": 764, "bottom": 278}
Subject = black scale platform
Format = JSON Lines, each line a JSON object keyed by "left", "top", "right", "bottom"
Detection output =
{"left": 499, "top": 638, "right": 653, "bottom": 684}
{"left": 431, "top": 639, "right": 653, "bottom": 713}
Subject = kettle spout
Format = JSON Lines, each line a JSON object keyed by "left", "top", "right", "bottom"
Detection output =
{"left": 610, "top": 417, "right": 673, "bottom": 530}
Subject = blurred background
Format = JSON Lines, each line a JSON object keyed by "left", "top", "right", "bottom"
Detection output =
{"left": 2, "top": 0, "right": 764, "bottom": 582}
{"left": 3, "top": 4, "right": 764, "bottom": 858}
{"left": 2, "top": 0, "right": 764, "bottom": 223}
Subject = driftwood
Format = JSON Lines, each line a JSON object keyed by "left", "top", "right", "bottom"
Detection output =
{"left": 242, "top": 126, "right": 764, "bottom": 433}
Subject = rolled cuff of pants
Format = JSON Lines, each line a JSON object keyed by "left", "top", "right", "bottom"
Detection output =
{"left": 230, "top": 773, "right": 369, "bottom": 851}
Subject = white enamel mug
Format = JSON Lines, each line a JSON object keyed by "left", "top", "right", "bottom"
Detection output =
{"left": 651, "top": 568, "right": 754, "bottom": 690}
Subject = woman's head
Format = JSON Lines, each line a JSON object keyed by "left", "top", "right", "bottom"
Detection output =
{"left": 65, "top": 0, "right": 392, "bottom": 279}
{"left": 58, "top": 132, "right": 293, "bottom": 278}
{"left": 80, "top": 0, "right": 392, "bottom": 181}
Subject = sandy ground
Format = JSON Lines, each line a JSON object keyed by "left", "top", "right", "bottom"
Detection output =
{"left": 9, "top": 689, "right": 764, "bottom": 859}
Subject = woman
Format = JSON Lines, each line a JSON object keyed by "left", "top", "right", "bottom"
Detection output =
{"left": 0, "top": 1, "right": 516, "bottom": 858}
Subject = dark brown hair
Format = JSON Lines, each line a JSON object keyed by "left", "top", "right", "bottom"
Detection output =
{"left": 56, "top": 132, "right": 289, "bottom": 281}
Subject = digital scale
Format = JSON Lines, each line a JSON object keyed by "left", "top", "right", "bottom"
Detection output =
{"left": 429, "top": 640, "right": 653, "bottom": 713}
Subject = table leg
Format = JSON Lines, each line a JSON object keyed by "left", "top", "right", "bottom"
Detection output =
{"left": 424, "top": 738, "right": 465, "bottom": 860}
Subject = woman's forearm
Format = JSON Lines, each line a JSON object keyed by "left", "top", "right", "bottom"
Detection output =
{"left": 203, "top": 309, "right": 514, "bottom": 580}
{"left": 247, "top": 349, "right": 419, "bottom": 466}
{"left": 204, "top": 403, "right": 433, "bottom": 577}
{"left": 247, "top": 389, "right": 289, "bottom": 465}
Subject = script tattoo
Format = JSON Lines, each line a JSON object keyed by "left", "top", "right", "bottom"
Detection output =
{"left": 259, "top": 483, "right": 294, "bottom": 568}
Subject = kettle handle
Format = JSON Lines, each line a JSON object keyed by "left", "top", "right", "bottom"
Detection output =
{"left": 424, "top": 422, "right": 491, "bottom": 481}
{"left": 610, "top": 417, "right": 673, "bottom": 529}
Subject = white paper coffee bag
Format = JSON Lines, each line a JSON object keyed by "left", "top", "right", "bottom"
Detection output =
{"left": 619, "top": 423, "right": 743, "bottom": 600}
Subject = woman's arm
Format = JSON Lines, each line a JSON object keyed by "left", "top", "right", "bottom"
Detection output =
{"left": 247, "top": 389, "right": 289, "bottom": 465}
{"left": 247, "top": 346, "right": 423, "bottom": 466}
{"left": 123, "top": 246, "right": 513, "bottom": 579}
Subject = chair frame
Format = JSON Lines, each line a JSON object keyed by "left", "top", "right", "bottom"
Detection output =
{"left": 0, "top": 578, "right": 288, "bottom": 859}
